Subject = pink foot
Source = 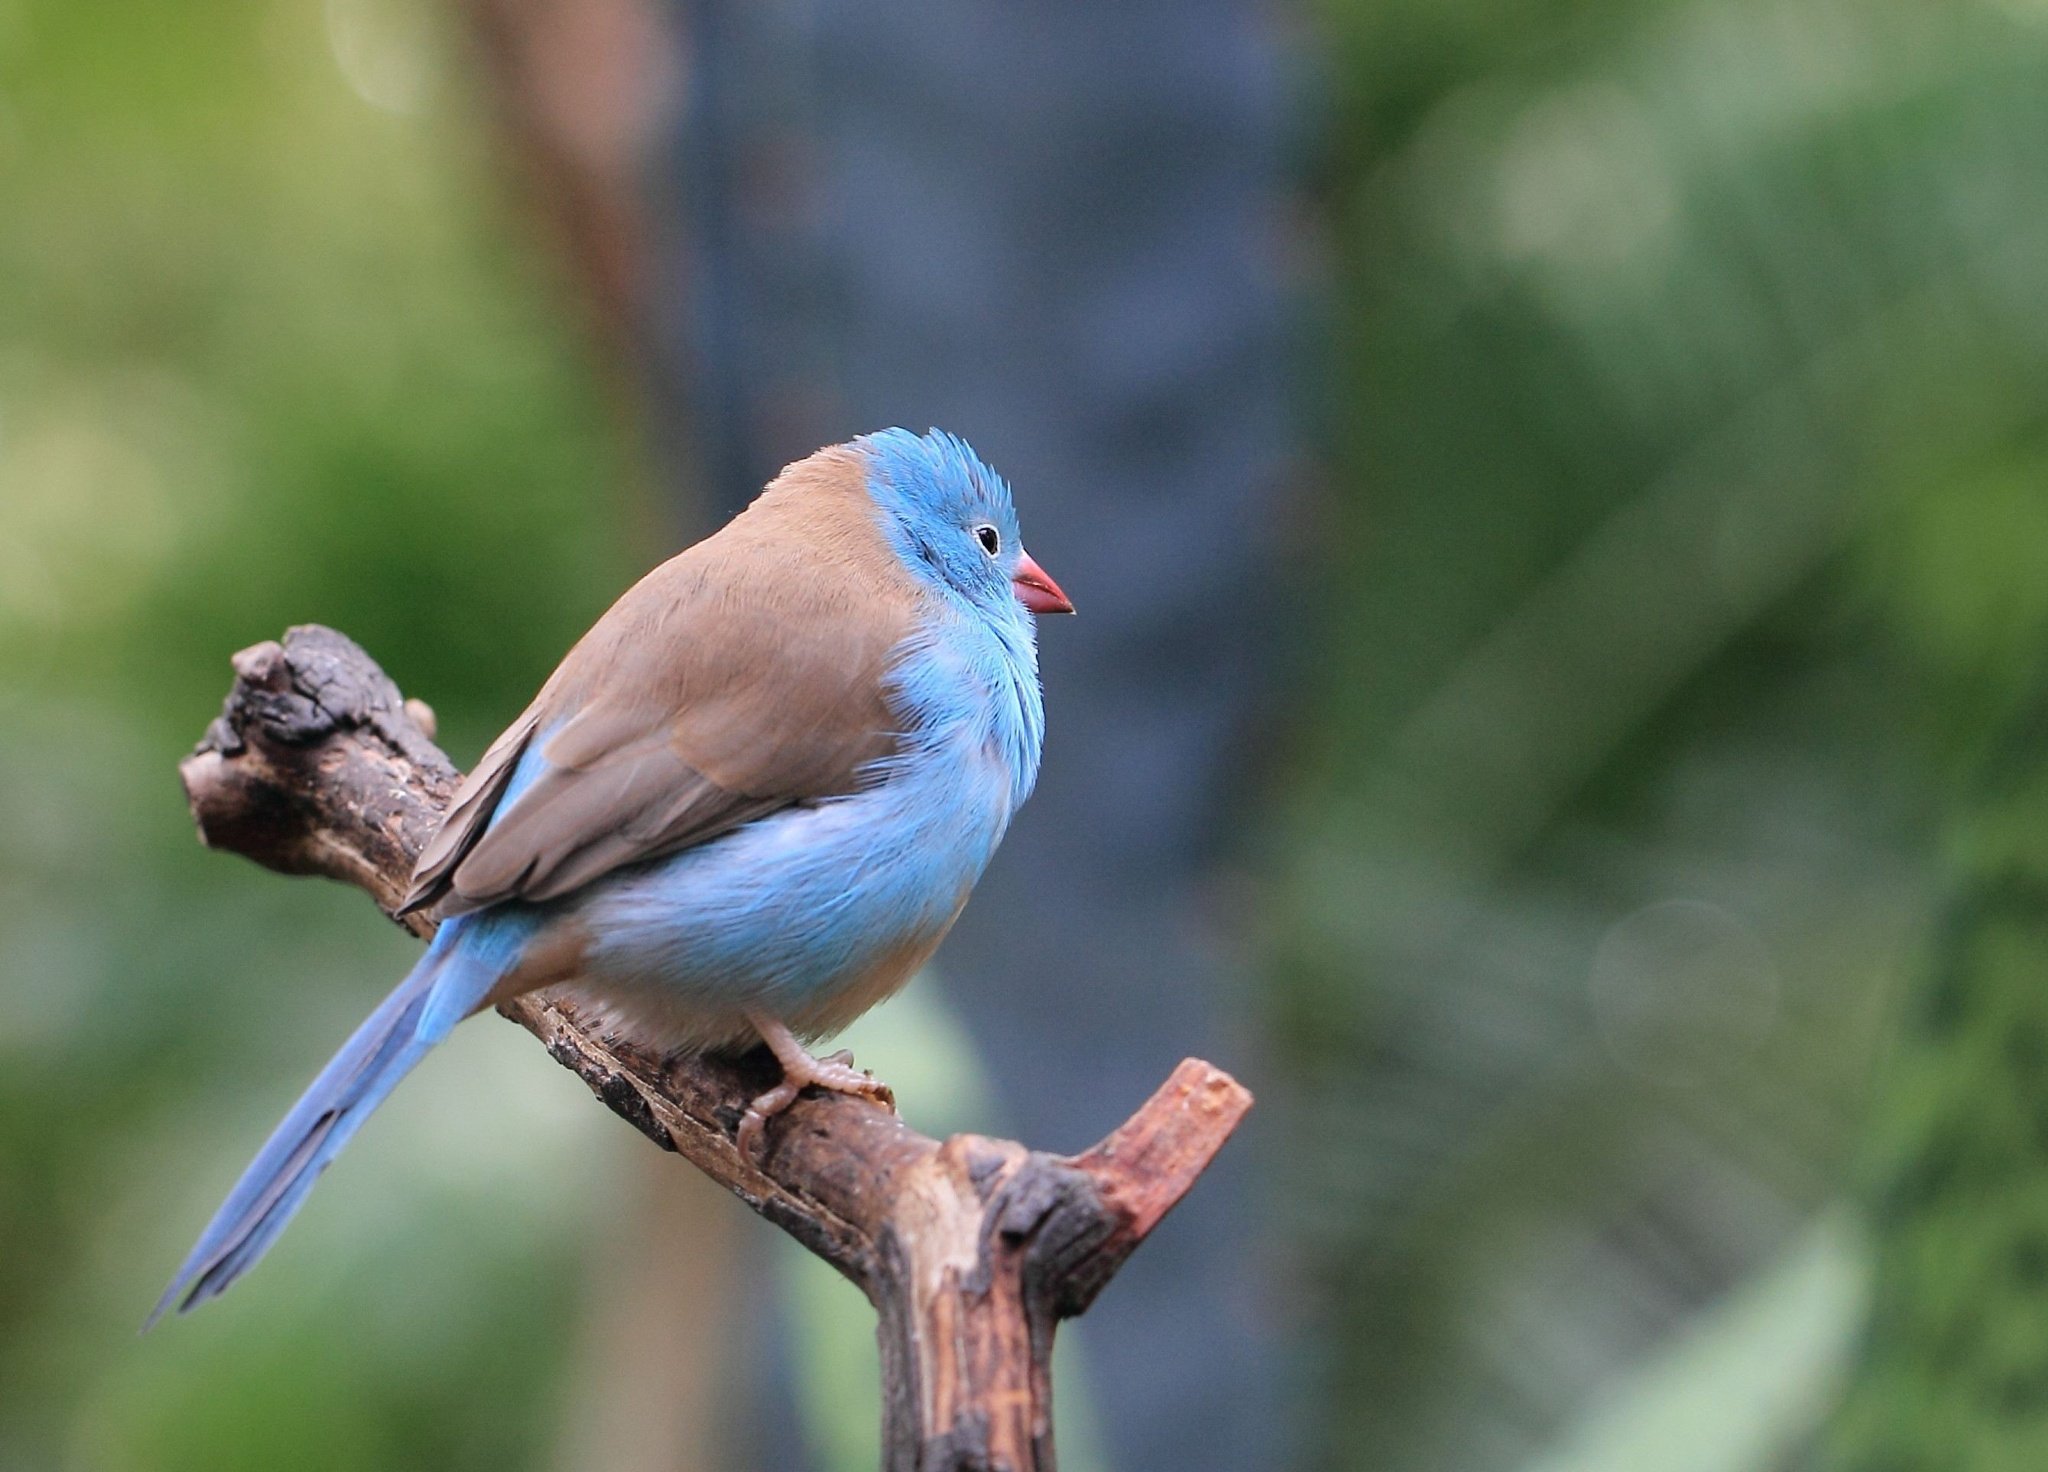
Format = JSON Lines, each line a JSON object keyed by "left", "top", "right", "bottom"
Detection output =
{"left": 738, "top": 1014, "right": 895, "bottom": 1163}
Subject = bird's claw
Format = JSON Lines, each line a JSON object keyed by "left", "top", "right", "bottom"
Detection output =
{"left": 738, "top": 1017, "right": 897, "bottom": 1164}
{"left": 737, "top": 1081, "right": 800, "bottom": 1163}
{"left": 803, "top": 1055, "right": 895, "bottom": 1109}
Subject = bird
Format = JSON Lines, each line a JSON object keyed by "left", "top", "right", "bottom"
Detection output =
{"left": 150, "top": 427, "right": 1071, "bottom": 1324}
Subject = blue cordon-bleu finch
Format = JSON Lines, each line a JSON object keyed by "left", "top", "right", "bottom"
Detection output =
{"left": 151, "top": 428, "right": 1071, "bottom": 1324}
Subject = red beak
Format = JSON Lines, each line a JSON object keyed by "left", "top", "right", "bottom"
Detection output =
{"left": 1011, "top": 550, "right": 1074, "bottom": 615}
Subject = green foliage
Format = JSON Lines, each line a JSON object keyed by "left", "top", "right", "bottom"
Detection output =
{"left": 0, "top": 0, "right": 632, "bottom": 737}
{"left": 0, "top": 0, "right": 635, "bottom": 1465}
{"left": 1288, "top": 0, "right": 2048, "bottom": 1466}
{"left": 1826, "top": 862, "right": 2048, "bottom": 1466}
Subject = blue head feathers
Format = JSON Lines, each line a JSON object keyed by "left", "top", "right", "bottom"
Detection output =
{"left": 859, "top": 428, "right": 1029, "bottom": 623}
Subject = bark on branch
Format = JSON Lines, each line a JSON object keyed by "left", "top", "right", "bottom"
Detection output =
{"left": 179, "top": 624, "right": 1252, "bottom": 1471}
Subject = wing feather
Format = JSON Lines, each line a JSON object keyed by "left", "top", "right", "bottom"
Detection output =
{"left": 400, "top": 446, "right": 923, "bottom": 918}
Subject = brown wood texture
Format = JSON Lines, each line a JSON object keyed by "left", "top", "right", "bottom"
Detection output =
{"left": 179, "top": 624, "right": 1253, "bottom": 1471}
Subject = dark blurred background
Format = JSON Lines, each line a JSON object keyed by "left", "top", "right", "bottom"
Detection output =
{"left": 7, "top": 1, "right": 2048, "bottom": 1469}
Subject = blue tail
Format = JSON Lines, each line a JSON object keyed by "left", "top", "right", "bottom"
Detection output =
{"left": 147, "top": 916, "right": 525, "bottom": 1326}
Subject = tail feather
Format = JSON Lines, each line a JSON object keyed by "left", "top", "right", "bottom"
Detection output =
{"left": 147, "top": 919, "right": 517, "bottom": 1327}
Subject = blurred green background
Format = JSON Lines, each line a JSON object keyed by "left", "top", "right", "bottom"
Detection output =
{"left": 6, "top": 0, "right": 2048, "bottom": 1468}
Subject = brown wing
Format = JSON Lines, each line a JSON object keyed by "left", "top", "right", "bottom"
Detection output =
{"left": 399, "top": 446, "right": 925, "bottom": 918}
{"left": 401, "top": 710, "right": 543, "bottom": 913}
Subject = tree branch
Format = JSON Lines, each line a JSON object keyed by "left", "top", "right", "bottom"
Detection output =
{"left": 179, "top": 625, "right": 1252, "bottom": 1470}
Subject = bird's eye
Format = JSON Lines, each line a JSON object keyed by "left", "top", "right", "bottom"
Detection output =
{"left": 975, "top": 524, "right": 1001, "bottom": 556}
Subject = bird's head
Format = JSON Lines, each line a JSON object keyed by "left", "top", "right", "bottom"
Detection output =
{"left": 859, "top": 428, "right": 1073, "bottom": 622}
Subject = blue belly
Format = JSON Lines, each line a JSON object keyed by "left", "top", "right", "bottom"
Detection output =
{"left": 457, "top": 612, "right": 1037, "bottom": 1048}
{"left": 569, "top": 737, "right": 1011, "bottom": 1024}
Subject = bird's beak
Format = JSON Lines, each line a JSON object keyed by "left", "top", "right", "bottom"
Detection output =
{"left": 1011, "top": 550, "right": 1074, "bottom": 615}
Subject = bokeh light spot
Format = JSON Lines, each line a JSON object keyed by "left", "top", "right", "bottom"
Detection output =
{"left": 324, "top": 0, "right": 438, "bottom": 116}
{"left": 1590, "top": 899, "right": 1781, "bottom": 1087}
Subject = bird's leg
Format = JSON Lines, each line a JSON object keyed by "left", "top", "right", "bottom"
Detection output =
{"left": 738, "top": 1012, "right": 896, "bottom": 1161}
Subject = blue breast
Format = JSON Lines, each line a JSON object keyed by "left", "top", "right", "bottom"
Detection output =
{"left": 548, "top": 604, "right": 1040, "bottom": 1026}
